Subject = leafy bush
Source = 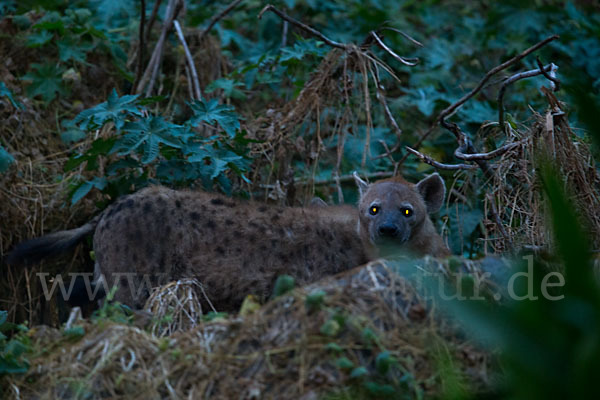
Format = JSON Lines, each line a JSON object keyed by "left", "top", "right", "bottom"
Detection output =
{"left": 65, "top": 89, "right": 251, "bottom": 203}
{"left": 0, "top": 311, "right": 29, "bottom": 375}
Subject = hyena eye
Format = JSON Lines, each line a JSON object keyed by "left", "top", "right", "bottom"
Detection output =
{"left": 369, "top": 205, "right": 379, "bottom": 215}
{"left": 401, "top": 207, "right": 413, "bottom": 217}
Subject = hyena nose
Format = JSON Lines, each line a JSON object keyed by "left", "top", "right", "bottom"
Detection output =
{"left": 378, "top": 224, "right": 399, "bottom": 237}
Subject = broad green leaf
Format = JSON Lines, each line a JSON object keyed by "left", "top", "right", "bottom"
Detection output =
{"left": 112, "top": 116, "right": 182, "bottom": 164}
{"left": 71, "top": 177, "right": 107, "bottom": 205}
{"left": 60, "top": 119, "right": 86, "bottom": 144}
{"left": 58, "top": 37, "right": 91, "bottom": 63}
{"left": 206, "top": 78, "right": 246, "bottom": 100}
{"left": 89, "top": 0, "right": 136, "bottom": 25}
{"left": 26, "top": 30, "right": 53, "bottom": 47}
{"left": 189, "top": 98, "right": 240, "bottom": 137}
{"left": 21, "top": 63, "right": 66, "bottom": 103}
{"left": 32, "top": 11, "right": 65, "bottom": 35}
{"left": 279, "top": 39, "right": 326, "bottom": 62}
{"left": 74, "top": 88, "right": 141, "bottom": 130}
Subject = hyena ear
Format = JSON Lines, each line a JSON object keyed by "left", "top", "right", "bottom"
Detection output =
{"left": 416, "top": 173, "right": 446, "bottom": 213}
{"left": 353, "top": 171, "right": 369, "bottom": 199}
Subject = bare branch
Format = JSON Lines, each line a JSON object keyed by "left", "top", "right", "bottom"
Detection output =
{"left": 144, "top": 0, "right": 163, "bottom": 43}
{"left": 379, "top": 27, "right": 423, "bottom": 47}
{"left": 438, "top": 34, "right": 558, "bottom": 123}
{"left": 498, "top": 63, "right": 556, "bottom": 129}
{"left": 405, "top": 147, "right": 478, "bottom": 170}
{"left": 369, "top": 31, "right": 419, "bottom": 66}
{"left": 373, "top": 139, "right": 398, "bottom": 163}
{"left": 454, "top": 141, "right": 523, "bottom": 161}
{"left": 199, "top": 0, "right": 244, "bottom": 41}
{"left": 370, "top": 65, "right": 402, "bottom": 140}
{"left": 133, "top": 0, "right": 146, "bottom": 94}
{"left": 136, "top": 0, "right": 182, "bottom": 95}
{"left": 536, "top": 57, "right": 560, "bottom": 91}
{"left": 258, "top": 171, "right": 395, "bottom": 189}
{"left": 173, "top": 19, "right": 202, "bottom": 100}
{"left": 258, "top": 4, "right": 346, "bottom": 49}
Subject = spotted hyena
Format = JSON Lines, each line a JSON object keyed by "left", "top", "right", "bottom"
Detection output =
{"left": 7, "top": 173, "right": 448, "bottom": 310}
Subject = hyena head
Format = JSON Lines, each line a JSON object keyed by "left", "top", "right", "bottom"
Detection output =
{"left": 353, "top": 172, "right": 446, "bottom": 252}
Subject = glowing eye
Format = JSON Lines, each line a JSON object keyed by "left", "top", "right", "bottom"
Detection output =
{"left": 402, "top": 208, "right": 413, "bottom": 217}
{"left": 370, "top": 206, "right": 379, "bottom": 215}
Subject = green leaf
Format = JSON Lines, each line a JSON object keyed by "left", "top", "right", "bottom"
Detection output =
{"left": 21, "top": 63, "right": 66, "bottom": 103}
{"left": 0, "top": 146, "right": 15, "bottom": 173}
{"left": 26, "top": 30, "right": 53, "bottom": 47}
{"left": 272, "top": 274, "right": 295, "bottom": 297}
{"left": 305, "top": 289, "right": 326, "bottom": 311}
{"left": 113, "top": 116, "right": 182, "bottom": 164}
{"left": 189, "top": 98, "right": 241, "bottom": 137}
{"left": 363, "top": 381, "right": 397, "bottom": 397}
{"left": 74, "top": 88, "right": 141, "bottom": 130}
{"left": 0, "top": 310, "right": 7, "bottom": 326}
{"left": 63, "top": 325, "right": 85, "bottom": 338}
{"left": 320, "top": 319, "right": 341, "bottom": 337}
{"left": 350, "top": 366, "right": 368, "bottom": 379}
{"left": 206, "top": 78, "right": 246, "bottom": 100}
{"left": 90, "top": 0, "right": 136, "bottom": 25}
{"left": 335, "top": 356, "right": 354, "bottom": 370}
{"left": 60, "top": 119, "right": 86, "bottom": 144}
{"left": 325, "top": 342, "right": 343, "bottom": 353}
{"left": 58, "top": 37, "right": 90, "bottom": 63}
{"left": 32, "top": 11, "right": 65, "bottom": 35}
{"left": 375, "top": 351, "right": 394, "bottom": 375}
{"left": 71, "top": 177, "right": 107, "bottom": 205}
{"left": 0, "top": 82, "right": 24, "bottom": 109}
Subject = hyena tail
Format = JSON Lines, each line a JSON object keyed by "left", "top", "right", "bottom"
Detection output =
{"left": 5, "top": 217, "right": 99, "bottom": 266}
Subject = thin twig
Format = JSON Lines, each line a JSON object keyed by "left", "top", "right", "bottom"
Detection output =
{"left": 370, "top": 66, "right": 402, "bottom": 140}
{"left": 536, "top": 56, "right": 560, "bottom": 91}
{"left": 369, "top": 31, "right": 418, "bottom": 66}
{"left": 486, "top": 193, "right": 513, "bottom": 250}
{"left": 380, "top": 27, "right": 423, "bottom": 47}
{"left": 144, "top": 0, "right": 163, "bottom": 43}
{"left": 200, "top": 0, "right": 245, "bottom": 41}
{"left": 136, "top": 0, "right": 180, "bottom": 95}
{"left": 405, "top": 147, "right": 478, "bottom": 170}
{"left": 375, "top": 139, "right": 397, "bottom": 164}
{"left": 438, "top": 34, "right": 558, "bottom": 122}
{"left": 497, "top": 63, "right": 556, "bottom": 129}
{"left": 454, "top": 140, "right": 523, "bottom": 161}
{"left": 173, "top": 19, "right": 202, "bottom": 100}
{"left": 258, "top": 171, "right": 395, "bottom": 189}
{"left": 281, "top": 20, "right": 288, "bottom": 47}
{"left": 258, "top": 4, "right": 346, "bottom": 49}
{"left": 133, "top": 0, "right": 146, "bottom": 93}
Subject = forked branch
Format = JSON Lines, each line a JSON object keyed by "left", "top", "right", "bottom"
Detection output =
{"left": 405, "top": 147, "right": 478, "bottom": 170}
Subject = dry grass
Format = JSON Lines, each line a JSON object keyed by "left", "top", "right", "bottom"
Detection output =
{"left": 1, "top": 257, "right": 496, "bottom": 399}
{"left": 483, "top": 89, "right": 600, "bottom": 253}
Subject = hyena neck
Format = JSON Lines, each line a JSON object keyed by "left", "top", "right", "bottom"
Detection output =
{"left": 405, "top": 218, "right": 448, "bottom": 257}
